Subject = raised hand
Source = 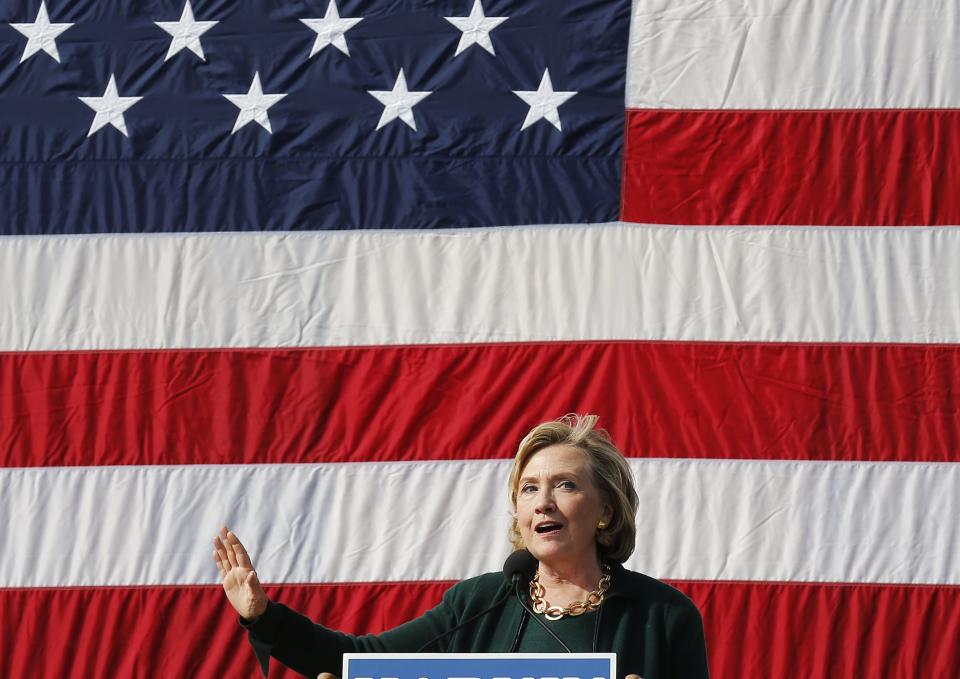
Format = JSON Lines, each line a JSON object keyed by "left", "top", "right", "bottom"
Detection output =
{"left": 214, "top": 526, "right": 268, "bottom": 621}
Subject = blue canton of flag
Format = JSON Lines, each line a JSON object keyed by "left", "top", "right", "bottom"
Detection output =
{"left": 0, "top": 0, "right": 629, "bottom": 234}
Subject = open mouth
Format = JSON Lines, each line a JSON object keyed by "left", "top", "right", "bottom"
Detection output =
{"left": 535, "top": 522, "right": 563, "bottom": 535}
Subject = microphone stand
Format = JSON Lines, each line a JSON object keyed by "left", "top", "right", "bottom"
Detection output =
{"left": 511, "top": 576, "right": 572, "bottom": 652}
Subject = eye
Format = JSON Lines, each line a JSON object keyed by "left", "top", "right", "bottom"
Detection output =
{"left": 520, "top": 484, "right": 537, "bottom": 494}
{"left": 558, "top": 480, "right": 576, "bottom": 490}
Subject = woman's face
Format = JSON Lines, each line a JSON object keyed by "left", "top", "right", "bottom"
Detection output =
{"left": 515, "top": 444, "right": 611, "bottom": 568}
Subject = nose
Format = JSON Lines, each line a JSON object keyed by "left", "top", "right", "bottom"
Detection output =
{"left": 534, "top": 486, "right": 556, "bottom": 513}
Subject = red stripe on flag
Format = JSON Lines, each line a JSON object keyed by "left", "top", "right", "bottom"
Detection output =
{"left": 685, "top": 580, "right": 960, "bottom": 679}
{"left": 621, "top": 109, "right": 960, "bottom": 226}
{"left": 4, "top": 341, "right": 960, "bottom": 467}
{"left": 0, "top": 582, "right": 450, "bottom": 679}
{"left": 3, "top": 581, "right": 957, "bottom": 679}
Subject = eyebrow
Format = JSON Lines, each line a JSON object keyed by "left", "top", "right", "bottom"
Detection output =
{"left": 518, "top": 471, "right": 583, "bottom": 484}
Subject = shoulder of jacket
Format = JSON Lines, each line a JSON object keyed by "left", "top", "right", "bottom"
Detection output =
{"left": 450, "top": 572, "right": 507, "bottom": 592}
{"left": 610, "top": 565, "right": 700, "bottom": 613}
{"left": 445, "top": 571, "right": 508, "bottom": 600}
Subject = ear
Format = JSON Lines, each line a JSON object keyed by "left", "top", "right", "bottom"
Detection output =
{"left": 601, "top": 503, "right": 613, "bottom": 524}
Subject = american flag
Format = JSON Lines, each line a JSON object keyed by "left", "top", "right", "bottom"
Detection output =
{"left": 1, "top": 1, "right": 958, "bottom": 677}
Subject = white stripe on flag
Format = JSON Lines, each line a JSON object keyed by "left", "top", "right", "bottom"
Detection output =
{"left": 626, "top": 0, "right": 960, "bottom": 109}
{"left": 3, "top": 225, "right": 960, "bottom": 350}
{"left": 2, "top": 458, "right": 957, "bottom": 588}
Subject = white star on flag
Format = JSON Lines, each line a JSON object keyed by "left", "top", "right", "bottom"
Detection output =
{"left": 301, "top": 0, "right": 363, "bottom": 58}
{"left": 368, "top": 69, "right": 432, "bottom": 131}
{"left": 223, "top": 72, "right": 287, "bottom": 135}
{"left": 10, "top": 1, "right": 73, "bottom": 64}
{"left": 445, "top": 0, "right": 508, "bottom": 57}
{"left": 78, "top": 74, "right": 143, "bottom": 137}
{"left": 155, "top": 0, "right": 219, "bottom": 62}
{"left": 513, "top": 68, "right": 577, "bottom": 131}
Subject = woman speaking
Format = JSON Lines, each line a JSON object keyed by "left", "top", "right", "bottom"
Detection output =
{"left": 215, "top": 415, "right": 709, "bottom": 679}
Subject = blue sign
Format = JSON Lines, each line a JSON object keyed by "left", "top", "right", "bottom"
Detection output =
{"left": 343, "top": 653, "right": 616, "bottom": 679}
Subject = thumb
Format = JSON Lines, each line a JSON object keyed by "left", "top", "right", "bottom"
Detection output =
{"left": 245, "top": 569, "right": 268, "bottom": 619}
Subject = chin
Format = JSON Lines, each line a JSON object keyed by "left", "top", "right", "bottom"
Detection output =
{"left": 528, "top": 542, "right": 570, "bottom": 563}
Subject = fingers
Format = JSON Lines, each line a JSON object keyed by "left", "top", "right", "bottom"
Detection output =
{"left": 219, "top": 527, "right": 239, "bottom": 569}
{"left": 228, "top": 531, "right": 254, "bottom": 569}
{"left": 213, "top": 550, "right": 227, "bottom": 578}
{"left": 214, "top": 526, "right": 256, "bottom": 573}
{"left": 214, "top": 526, "right": 239, "bottom": 571}
{"left": 213, "top": 534, "right": 231, "bottom": 571}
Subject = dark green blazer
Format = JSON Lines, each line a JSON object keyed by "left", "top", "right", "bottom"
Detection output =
{"left": 244, "top": 563, "right": 709, "bottom": 679}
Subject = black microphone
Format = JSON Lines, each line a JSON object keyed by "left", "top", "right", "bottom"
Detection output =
{"left": 503, "top": 548, "right": 538, "bottom": 585}
{"left": 414, "top": 550, "right": 535, "bottom": 652}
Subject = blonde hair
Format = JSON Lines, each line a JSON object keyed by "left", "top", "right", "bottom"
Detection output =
{"left": 507, "top": 414, "right": 639, "bottom": 563}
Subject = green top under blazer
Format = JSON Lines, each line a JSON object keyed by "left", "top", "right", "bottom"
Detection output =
{"left": 244, "top": 563, "right": 710, "bottom": 679}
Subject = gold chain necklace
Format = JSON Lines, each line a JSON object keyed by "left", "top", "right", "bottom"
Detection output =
{"left": 529, "top": 564, "right": 611, "bottom": 621}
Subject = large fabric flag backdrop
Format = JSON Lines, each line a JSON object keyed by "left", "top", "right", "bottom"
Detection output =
{"left": 1, "top": 1, "right": 958, "bottom": 676}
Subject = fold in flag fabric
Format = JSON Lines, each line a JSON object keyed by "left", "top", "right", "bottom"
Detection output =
{"left": 1, "top": 1, "right": 958, "bottom": 678}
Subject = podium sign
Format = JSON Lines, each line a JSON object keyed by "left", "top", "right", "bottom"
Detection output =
{"left": 343, "top": 653, "right": 616, "bottom": 679}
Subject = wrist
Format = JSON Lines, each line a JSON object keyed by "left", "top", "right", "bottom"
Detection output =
{"left": 251, "top": 596, "right": 268, "bottom": 620}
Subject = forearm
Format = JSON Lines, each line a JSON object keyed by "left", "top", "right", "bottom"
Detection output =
{"left": 244, "top": 594, "right": 460, "bottom": 678}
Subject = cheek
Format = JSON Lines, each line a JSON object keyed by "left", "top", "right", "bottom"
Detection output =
{"left": 565, "top": 497, "right": 600, "bottom": 530}
{"left": 514, "top": 500, "right": 530, "bottom": 527}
